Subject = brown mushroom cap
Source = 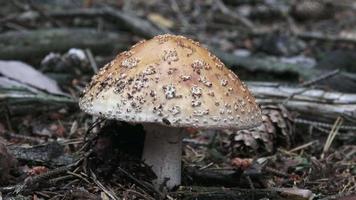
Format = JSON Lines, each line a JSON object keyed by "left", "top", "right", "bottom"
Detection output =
{"left": 79, "top": 34, "right": 262, "bottom": 129}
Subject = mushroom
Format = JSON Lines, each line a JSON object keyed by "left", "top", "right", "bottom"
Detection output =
{"left": 79, "top": 34, "right": 262, "bottom": 190}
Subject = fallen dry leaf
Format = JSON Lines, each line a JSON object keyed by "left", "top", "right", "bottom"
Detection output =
{"left": 0, "top": 60, "right": 65, "bottom": 95}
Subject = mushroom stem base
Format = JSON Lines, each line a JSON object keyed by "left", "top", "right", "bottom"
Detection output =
{"left": 142, "top": 124, "right": 183, "bottom": 190}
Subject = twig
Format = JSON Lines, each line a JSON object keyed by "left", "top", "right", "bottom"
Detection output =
{"left": 314, "top": 126, "right": 332, "bottom": 134}
{"left": 27, "top": 7, "right": 167, "bottom": 38}
{"left": 294, "top": 118, "right": 356, "bottom": 131}
{"left": 168, "top": 0, "right": 189, "bottom": 30}
{"left": 67, "top": 171, "right": 91, "bottom": 184}
{"left": 89, "top": 170, "right": 120, "bottom": 200}
{"left": 5, "top": 132, "right": 45, "bottom": 144}
{"left": 245, "top": 175, "right": 255, "bottom": 189}
{"left": 263, "top": 167, "right": 290, "bottom": 178}
{"left": 215, "top": 0, "right": 254, "bottom": 30}
{"left": 85, "top": 49, "right": 98, "bottom": 73}
{"left": 116, "top": 166, "right": 162, "bottom": 198}
{"left": 297, "top": 31, "right": 356, "bottom": 44}
{"left": 14, "top": 164, "right": 76, "bottom": 194}
{"left": 27, "top": 2, "right": 63, "bottom": 27}
{"left": 301, "top": 69, "right": 340, "bottom": 87}
{"left": 65, "top": 189, "right": 99, "bottom": 200}
{"left": 321, "top": 117, "right": 343, "bottom": 159}
{"left": 283, "top": 69, "right": 338, "bottom": 102}
{"left": 83, "top": 117, "right": 105, "bottom": 141}
{"left": 288, "top": 140, "right": 317, "bottom": 153}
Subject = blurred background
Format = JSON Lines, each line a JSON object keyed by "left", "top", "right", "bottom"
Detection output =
{"left": 0, "top": 0, "right": 356, "bottom": 199}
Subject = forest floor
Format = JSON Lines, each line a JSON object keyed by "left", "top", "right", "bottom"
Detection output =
{"left": 0, "top": 0, "right": 355, "bottom": 199}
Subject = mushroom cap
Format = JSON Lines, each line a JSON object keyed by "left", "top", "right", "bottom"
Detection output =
{"left": 79, "top": 34, "right": 262, "bottom": 129}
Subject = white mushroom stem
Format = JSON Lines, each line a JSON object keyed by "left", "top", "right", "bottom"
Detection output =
{"left": 142, "top": 123, "right": 183, "bottom": 190}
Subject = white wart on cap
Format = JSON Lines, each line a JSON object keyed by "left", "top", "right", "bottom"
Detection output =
{"left": 79, "top": 34, "right": 262, "bottom": 129}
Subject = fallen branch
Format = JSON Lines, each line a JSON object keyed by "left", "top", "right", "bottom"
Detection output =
{"left": 4, "top": 80, "right": 356, "bottom": 123}
{"left": 296, "top": 31, "right": 356, "bottom": 44}
{"left": 9, "top": 142, "right": 78, "bottom": 167}
{"left": 49, "top": 7, "right": 166, "bottom": 38}
{"left": 5, "top": 7, "right": 166, "bottom": 38}
{"left": 247, "top": 82, "right": 356, "bottom": 120}
{"left": 5, "top": 6, "right": 356, "bottom": 85}
{"left": 213, "top": 48, "right": 356, "bottom": 82}
{"left": 0, "top": 28, "right": 131, "bottom": 61}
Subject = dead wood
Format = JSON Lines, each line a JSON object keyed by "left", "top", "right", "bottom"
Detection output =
{"left": 50, "top": 7, "right": 166, "bottom": 38}
{"left": 0, "top": 28, "right": 131, "bottom": 61}
{"left": 4, "top": 7, "right": 166, "bottom": 38}
{"left": 3, "top": 27, "right": 355, "bottom": 85}
{"left": 184, "top": 167, "right": 247, "bottom": 187}
{"left": 8, "top": 142, "right": 78, "bottom": 167}
{"left": 247, "top": 81, "right": 356, "bottom": 121}
{"left": 213, "top": 48, "right": 356, "bottom": 82}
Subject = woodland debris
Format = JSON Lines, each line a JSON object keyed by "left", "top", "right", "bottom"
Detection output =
{"left": 0, "top": 138, "right": 18, "bottom": 184}
{"left": 256, "top": 33, "right": 306, "bottom": 56}
{"left": 247, "top": 81, "right": 356, "bottom": 121}
{"left": 0, "top": 60, "right": 64, "bottom": 95}
{"left": 8, "top": 142, "right": 78, "bottom": 167}
{"left": 0, "top": 1, "right": 355, "bottom": 199}
{"left": 184, "top": 167, "right": 247, "bottom": 187}
{"left": 0, "top": 89, "right": 75, "bottom": 104}
{"left": 49, "top": 7, "right": 168, "bottom": 38}
{"left": 172, "top": 186, "right": 314, "bottom": 200}
{"left": 214, "top": 48, "right": 356, "bottom": 82}
{"left": 227, "top": 105, "right": 294, "bottom": 156}
{"left": 3, "top": 8, "right": 166, "bottom": 38}
{"left": 0, "top": 28, "right": 131, "bottom": 61}
{"left": 290, "top": 0, "right": 334, "bottom": 21}
{"left": 1, "top": 28, "right": 356, "bottom": 87}
{"left": 7, "top": 6, "right": 356, "bottom": 85}
{"left": 41, "top": 48, "right": 89, "bottom": 73}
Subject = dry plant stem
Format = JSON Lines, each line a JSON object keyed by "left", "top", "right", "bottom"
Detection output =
{"left": 142, "top": 124, "right": 183, "bottom": 190}
{"left": 321, "top": 117, "right": 343, "bottom": 159}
